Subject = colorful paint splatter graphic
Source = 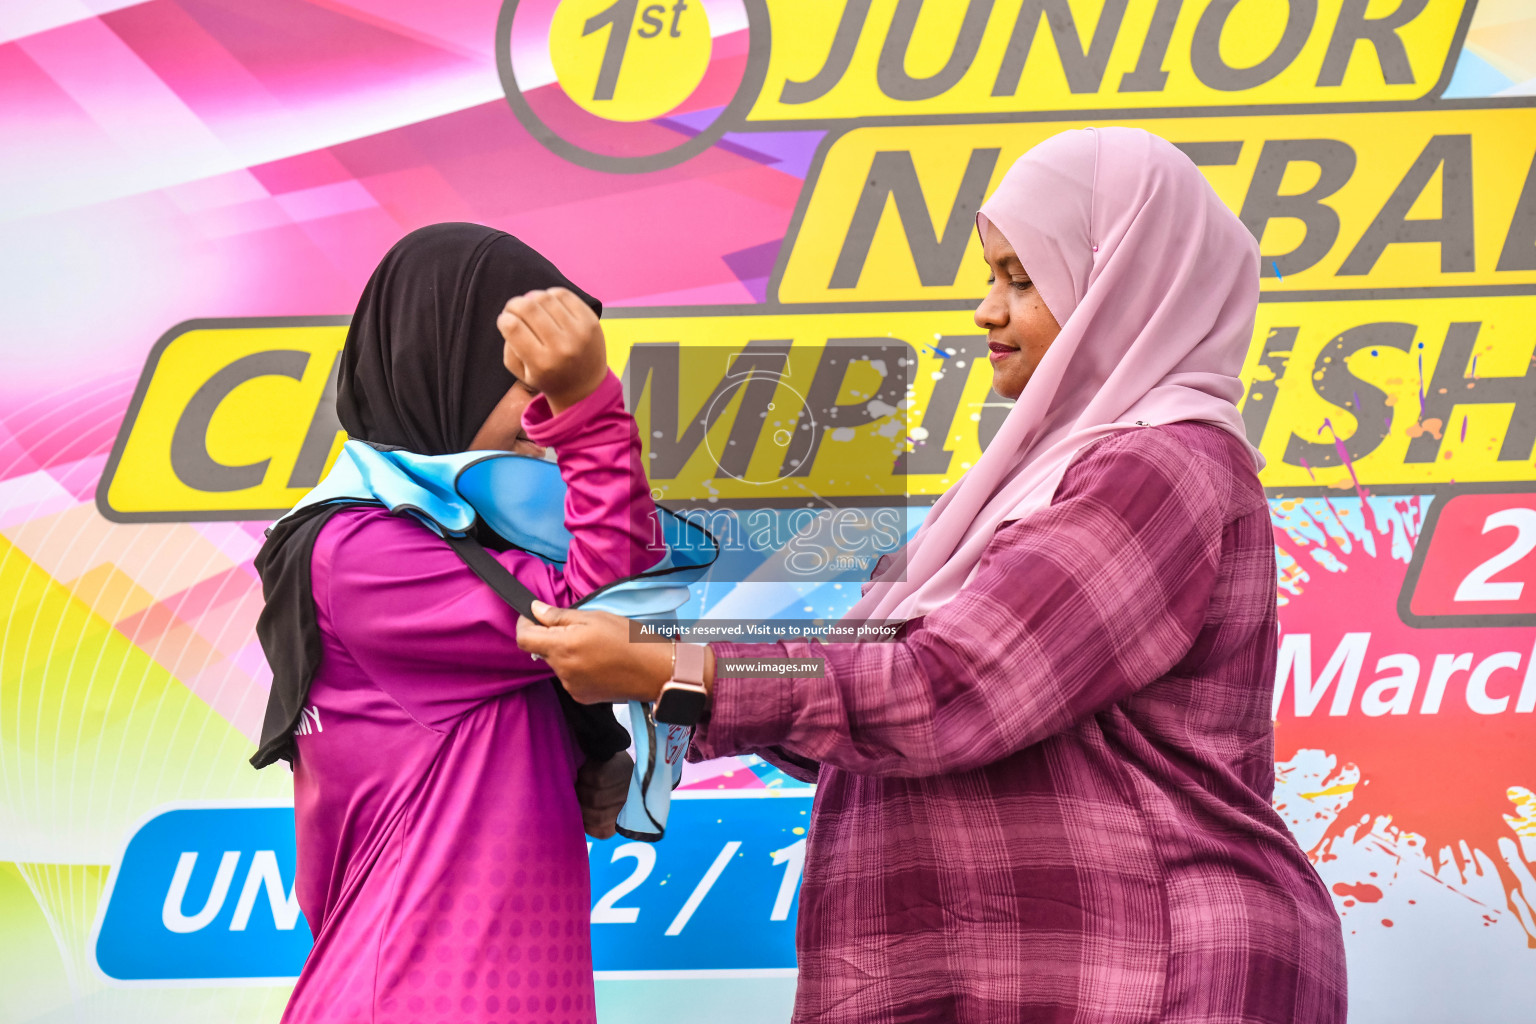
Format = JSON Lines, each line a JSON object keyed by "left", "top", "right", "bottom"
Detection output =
{"left": 1272, "top": 495, "right": 1536, "bottom": 957}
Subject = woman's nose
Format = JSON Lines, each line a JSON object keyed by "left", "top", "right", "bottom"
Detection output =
{"left": 974, "top": 291, "right": 1005, "bottom": 330}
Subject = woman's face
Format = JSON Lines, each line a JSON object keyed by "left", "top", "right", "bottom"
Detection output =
{"left": 467, "top": 383, "right": 547, "bottom": 456}
{"left": 973, "top": 220, "right": 1062, "bottom": 400}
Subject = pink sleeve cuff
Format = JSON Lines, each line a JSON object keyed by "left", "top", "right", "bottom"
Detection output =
{"left": 521, "top": 371, "right": 628, "bottom": 450}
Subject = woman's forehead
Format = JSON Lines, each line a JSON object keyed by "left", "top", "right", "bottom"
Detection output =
{"left": 981, "top": 221, "right": 1023, "bottom": 263}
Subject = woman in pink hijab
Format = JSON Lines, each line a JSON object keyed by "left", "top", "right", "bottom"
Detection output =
{"left": 520, "top": 127, "right": 1348, "bottom": 1023}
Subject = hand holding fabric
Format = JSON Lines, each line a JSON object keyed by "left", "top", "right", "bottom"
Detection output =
{"left": 496, "top": 288, "right": 609, "bottom": 414}
{"left": 516, "top": 601, "right": 677, "bottom": 705}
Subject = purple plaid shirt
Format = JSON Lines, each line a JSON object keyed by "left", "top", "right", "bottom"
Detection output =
{"left": 693, "top": 423, "right": 1346, "bottom": 1024}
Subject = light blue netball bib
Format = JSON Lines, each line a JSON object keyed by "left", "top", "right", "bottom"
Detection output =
{"left": 282, "top": 441, "right": 716, "bottom": 840}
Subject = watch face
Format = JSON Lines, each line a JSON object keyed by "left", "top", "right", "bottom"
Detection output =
{"left": 654, "top": 685, "right": 708, "bottom": 726}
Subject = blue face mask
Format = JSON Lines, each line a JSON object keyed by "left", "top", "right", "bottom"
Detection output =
{"left": 280, "top": 440, "right": 717, "bottom": 841}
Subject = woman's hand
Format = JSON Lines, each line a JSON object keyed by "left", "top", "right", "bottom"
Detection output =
{"left": 496, "top": 288, "right": 608, "bottom": 415}
{"left": 575, "top": 750, "right": 633, "bottom": 839}
{"left": 516, "top": 601, "right": 674, "bottom": 704}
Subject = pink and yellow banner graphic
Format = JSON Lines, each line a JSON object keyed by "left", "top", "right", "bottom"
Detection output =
{"left": 2, "top": 1, "right": 1534, "bottom": 1022}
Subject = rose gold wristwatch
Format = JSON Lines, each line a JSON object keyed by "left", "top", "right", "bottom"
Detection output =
{"left": 653, "top": 641, "right": 708, "bottom": 726}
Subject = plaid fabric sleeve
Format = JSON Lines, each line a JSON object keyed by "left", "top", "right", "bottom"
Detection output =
{"left": 692, "top": 426, "right": 1232, "bottom": 776}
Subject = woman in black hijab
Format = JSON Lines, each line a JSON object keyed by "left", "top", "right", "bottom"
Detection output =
{"left": 336, "top": 222, "right": 593, "bottom": 455}
{"left": 252, "top": 223, "right": 650, "bottom": 1024}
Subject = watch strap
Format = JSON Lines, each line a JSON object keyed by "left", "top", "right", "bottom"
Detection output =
{"left": 671, "top": 641, "right": 706, "bottom": 686}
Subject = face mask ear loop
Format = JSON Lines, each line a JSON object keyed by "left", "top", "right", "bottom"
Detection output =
{"left": 1088, "top": 127, "right": 1101, "bottom": 255}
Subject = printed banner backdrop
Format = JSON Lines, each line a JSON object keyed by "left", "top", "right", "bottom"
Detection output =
{"left": 2, "top": 1, "right": 1535, "bottom": 1022}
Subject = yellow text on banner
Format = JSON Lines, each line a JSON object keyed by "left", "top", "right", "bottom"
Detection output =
{"left": 746, "top": 0, "right": 1470, "bottom": 121}
{"left": 776, "top": 106, "right": 1536, "bottom": 303}
{"left": 99, "top": 298, "right": 1536, "bottom": 520}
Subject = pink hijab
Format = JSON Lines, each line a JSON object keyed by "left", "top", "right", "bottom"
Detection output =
{"left": 850, "top": 126, "right": 1262, "bottom": 623}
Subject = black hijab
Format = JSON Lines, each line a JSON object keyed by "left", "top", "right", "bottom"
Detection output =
{"left": 251, "top": 223, "right": 625, "bottom": 768}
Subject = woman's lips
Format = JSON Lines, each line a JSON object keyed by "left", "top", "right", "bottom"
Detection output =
{"left": 988, "top": 341, "right": 1018, "bottom": 361}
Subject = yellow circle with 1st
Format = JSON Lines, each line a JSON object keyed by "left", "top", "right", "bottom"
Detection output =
{"left": 549, "top": 0, "right": 712, "bottom": 123}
